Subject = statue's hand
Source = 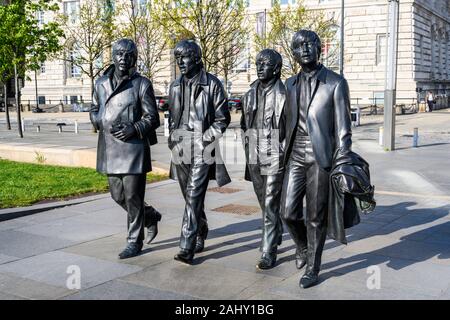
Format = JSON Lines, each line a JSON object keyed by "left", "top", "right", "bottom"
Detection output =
{"left": 112, "top": 124, "right": 136, "bottom": 141}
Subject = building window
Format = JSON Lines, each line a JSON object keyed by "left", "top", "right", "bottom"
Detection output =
{"left": 40, "top": 62, "right": 46, "bottom": 74}
{"left": 69, "top": 44, "right": 82, "bottom": 78}
{"left": 38, "top": 96, "right": 46, "bottom": 105}
{"left": 132, "top": 0, "right": 148, "bottom": 16}
{"left": 256, "top": 12, "right": 266, "bottom": 37}
{"left": 280, "top": 0, "right": 296, "bottom": 5}
{"left": 64, "top": 1, "right": 80, "bottom": 24}
{"left": 376, "top": 34, "right": 386, "bottom": 66}
{"left": 234, "top": 40, "right": 250, "bottom": 73}
{"left": 70, "top": 96, "right": 78, "bottom": 104}
{"left": 37, "top": 11, "right": 45, "bottom": 26}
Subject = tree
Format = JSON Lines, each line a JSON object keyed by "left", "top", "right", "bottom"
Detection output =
{"left": 254, "top": 0, "right": 337, "bottom": 77}
{"left": 57, "top": 0, "right": 117, "bottom": 97}
{"left": 0, "top": 0, "right": 64, "bottom": 138}
{"left": 153, "top": 0, "right": 249, "bottom": 87}
{"left": 117, "top": 0, "right": 168, "bottom": 81}
{"left": 0, "top": 28, "right": 13, "bottom": 130}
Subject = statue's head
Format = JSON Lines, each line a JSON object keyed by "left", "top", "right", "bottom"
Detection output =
{"left": 112, "top": 39, "right": 138, "bottom": 74}
{"left": 291, "top": 30, "right": 321, "bottom": 67}
{"left": 174, "top": 40, "right": 203, "bottom": 77}
{"left": 256, "top": 49, "right": 283, "bottom": 83}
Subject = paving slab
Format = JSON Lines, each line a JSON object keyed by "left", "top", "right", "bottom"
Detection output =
{"left": 120, "top": 261, "right": 279, "bottom": 300}
{"left": 0, "top": 254, "right": 18, "bottom": 265}
{"left": 319, "top": 250, "right": 449, "bottom": 298}
{"left": 0, "top": 291, "right": 25, "bottom": 300}
{"left": 0, "top": 251, "right": 142, "bottom": 291}
{"left": 0, "top": 230, "right": 75, "bottom": 258}
{"left": 15, "top": 215, "right": 124, "bottom": 242}
{"left": 63, "top": 279, "right": 197, "bottom": 300}
{"left": 0, "top": 272, "right": 72, "bottom": 300}
{"left": 63, "top": 226, "right": 181, "bottom": 268}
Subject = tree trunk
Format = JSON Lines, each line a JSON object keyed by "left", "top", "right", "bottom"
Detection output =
{"left": 224, "top": 71, "right": 228, "bottom": 97}
{"left": 14, "top": 63, "right": 23, "bottom": 138}
{"left": 4, "top": 82, "right": 11, "bottom": 130}
{"left": 35, "top": 70, "right": 39, "bottom": 111}
{"left": 90, "top": 67, "right": 97, "bottom": 133}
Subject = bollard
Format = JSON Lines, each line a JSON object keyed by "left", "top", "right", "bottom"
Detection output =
{"left": 413, "top": 127, "right": 419, "bottom": 147}
{"left": 379, "top": 127, "right": 384, "bottom": 146}
{"left": 21, "top": 118, "right": 25, "bottom": 132}
{"left": 356, "top": 106, "right": 361, "bottom": 126}
{"left": 164, "top": 111, "right": 169, "bottom": 137}
{"left": 36, "top": 125, "right": 40, "bottom": 133}
{"left": 74, "top": 120, "right": 79, "bottom": 134}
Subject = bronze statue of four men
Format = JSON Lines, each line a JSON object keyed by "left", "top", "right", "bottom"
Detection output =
{"left": 91, "top": 30, "right": 373, "bottom": 289}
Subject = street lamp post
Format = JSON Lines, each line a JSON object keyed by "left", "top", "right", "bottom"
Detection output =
{"left": 340, "top": 0, "right": 344, "bottom": 76}
{"left": 383, "top": 0, "right": 399, "bottom": 151}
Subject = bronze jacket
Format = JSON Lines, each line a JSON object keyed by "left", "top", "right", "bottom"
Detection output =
{"left": 284, "top": 65, "right": 352, "bottom": 170}
{"left": 240, "top": 78, "right": 287, "bottom": 181}
{"left": 90, "top": 66, "right": 160, "bottom": 174}
{"left": 167, "top": 69, "right": 231, "bottom": 187}
{"left": 328, "top": 149, "right": 376, "bottom": 244}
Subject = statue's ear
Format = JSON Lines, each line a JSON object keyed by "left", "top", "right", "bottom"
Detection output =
{"left": 273, "top": 64, "right": 281, "bottom": 77}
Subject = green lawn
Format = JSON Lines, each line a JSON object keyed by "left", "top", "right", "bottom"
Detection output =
{"left": 0, "top": 159, "right": 168, "bottom": 208}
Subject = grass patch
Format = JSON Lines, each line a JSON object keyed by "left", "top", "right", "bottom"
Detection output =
{"left": 0, "top": 159, "right": 168, "bottom": 208}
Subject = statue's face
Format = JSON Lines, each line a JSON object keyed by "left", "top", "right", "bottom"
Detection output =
{"left": 256, "top": 57, "right": 277, "bottom": 82}
{"left": 112, "top": 46, "right": 136, "bottom": 73}
{"left": 292, "top": 34, "right": 319, "bottom": 66}
{"left": 175, "top": 50, "right": 200, "bottom": 76}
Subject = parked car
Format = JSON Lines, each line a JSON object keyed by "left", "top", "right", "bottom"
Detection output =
{"left": 228, "top": 96, "right": 242, "bottom": 113}
{"left": 156, "top": 96, "right": 169, "bottom": 112}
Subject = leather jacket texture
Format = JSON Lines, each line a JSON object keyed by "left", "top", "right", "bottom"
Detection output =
{"left": 328, "top": 149, "right": 376, "bottom": 244}
{"left": 240, "top": 78, "right": 287, "bottom": 181}
{"left": 167, "top": 69, "right": 231, "bottom": 187}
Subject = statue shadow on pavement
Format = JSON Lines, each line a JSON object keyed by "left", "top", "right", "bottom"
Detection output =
{"left": 140, "top": 218, "right": 296, "bottom": 263}
{"left": 319, "top": 201, "right": 450, "bottom": 279}
{"left": 140, "top": 202, "right": 450, "bottom": 270}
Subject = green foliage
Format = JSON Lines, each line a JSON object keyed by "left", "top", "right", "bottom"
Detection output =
{"left": 116, "top": 0, "right": 168, "bottom": 81}
{"left": 0, "top": 0, "right": 64, "bottom": 82}
{"left": 56, "top": 0, "right": 117, "bottom": 94}
{"left": 0, "top": 159, "right": 168, "bottom": 208}
{"left": 254, "top": 0, "right": 337, "bottom": 78}
{"left": 153, "top": 0, "right": 250, "bottom": 82}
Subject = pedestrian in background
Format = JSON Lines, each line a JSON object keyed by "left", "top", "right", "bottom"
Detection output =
{"left": 426, "top": 91, "right": 434, "bottom": 112}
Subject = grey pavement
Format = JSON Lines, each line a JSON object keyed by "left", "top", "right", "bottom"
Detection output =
{"left": 0, "top": 110, "right": 449, "bottom": 299}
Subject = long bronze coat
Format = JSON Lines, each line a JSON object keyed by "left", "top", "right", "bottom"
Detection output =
{"left": 168, "top": 69, "right": 231, "bottom": 187}
{"left": 283, "top": 66, "right": 352, "bottom": 169}
{"left": 90, "top": 66, "right": 160, "bottom": 174}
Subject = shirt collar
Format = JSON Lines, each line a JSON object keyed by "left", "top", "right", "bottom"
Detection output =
{"left": 301, "top": 63, "right": 323, "bottom": 81}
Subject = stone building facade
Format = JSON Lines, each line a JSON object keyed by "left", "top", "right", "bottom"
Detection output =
{"left": 20, "top": 0, "right": 450, "bottom": 109}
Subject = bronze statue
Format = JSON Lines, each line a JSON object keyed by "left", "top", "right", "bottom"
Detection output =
{"left": 241, "top": 49, "right": 286, "bottom": 270}
{"left": 168, "top": 40, "right": 231, "bottom": 264}
{"left": 90, "top": 39, "right": 161, "bottom": 259}
{"left": 280, "top": 30, "right": 353, "bottom": 288}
